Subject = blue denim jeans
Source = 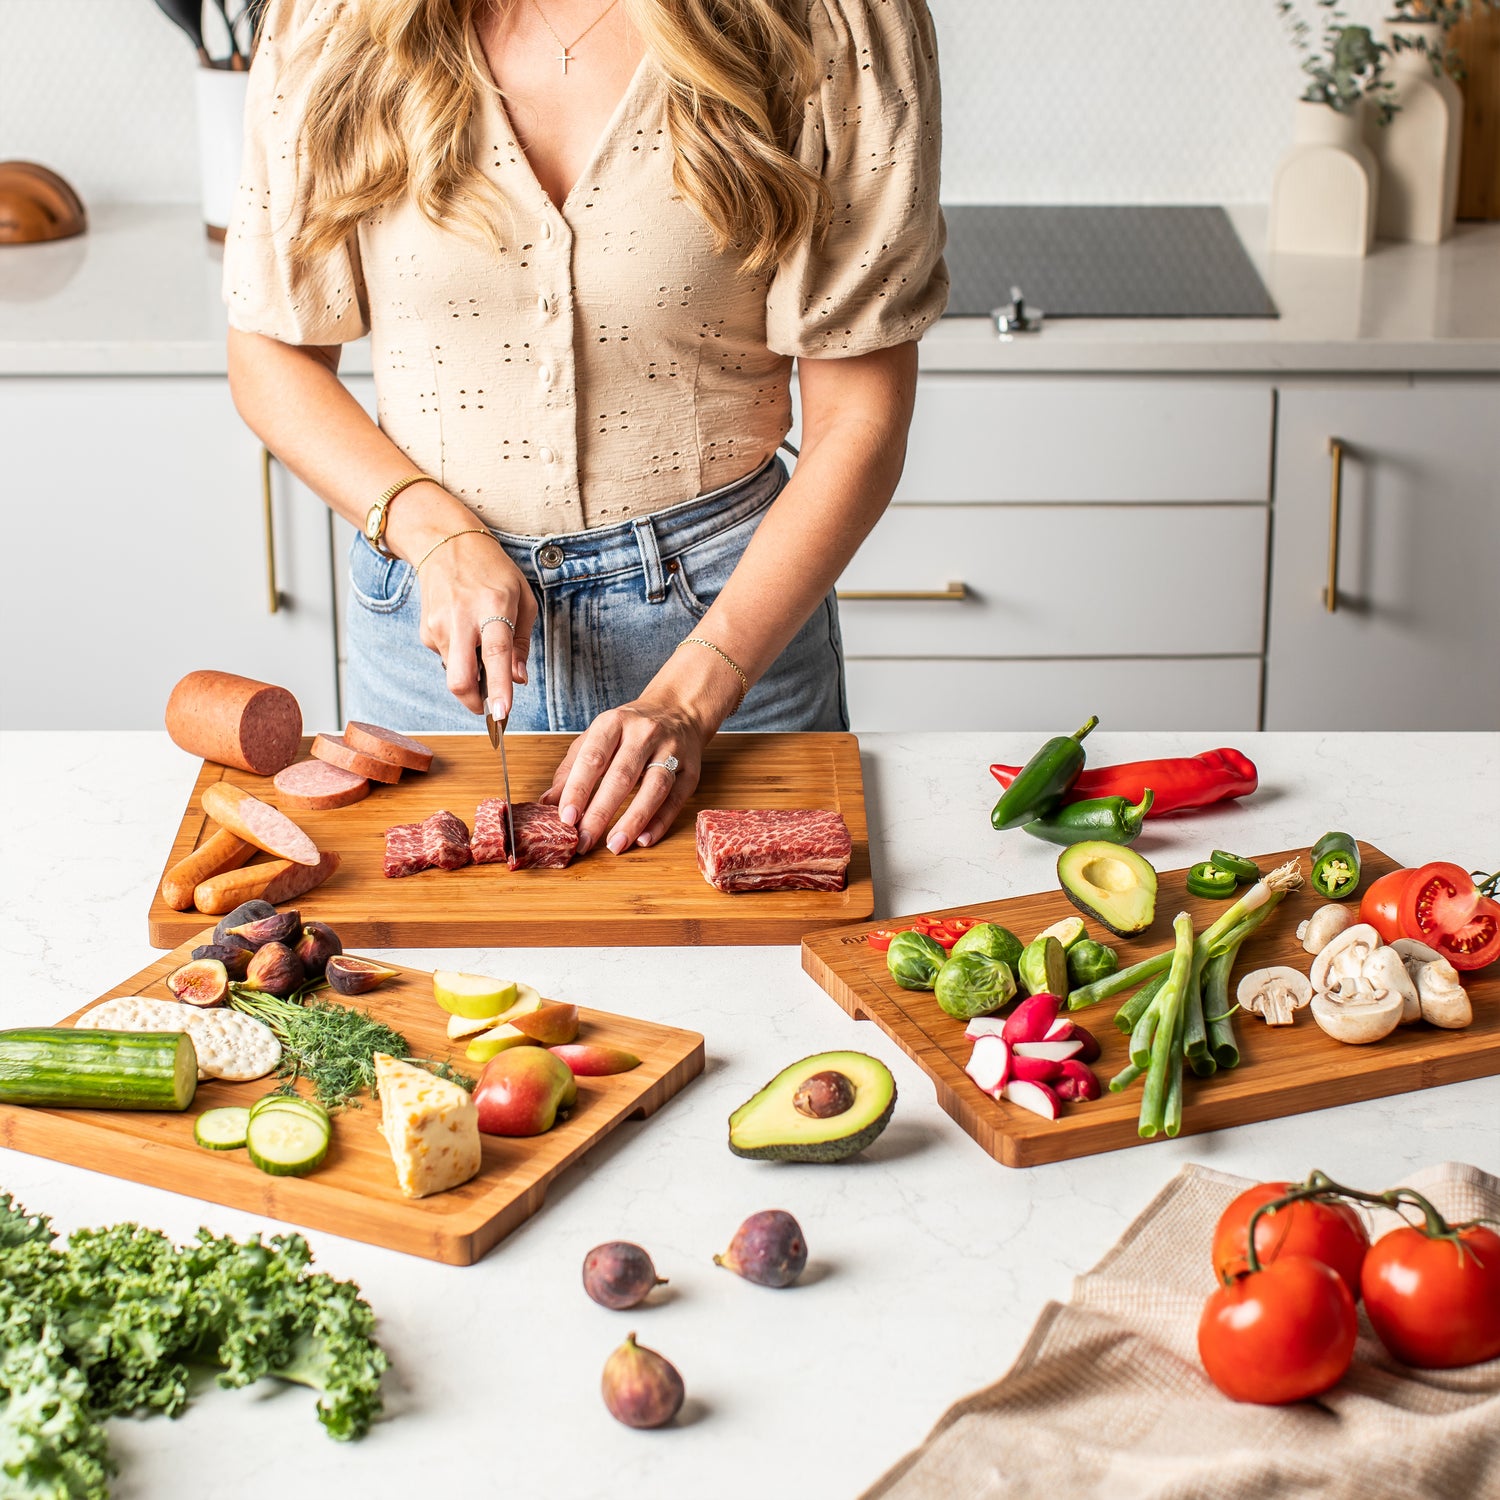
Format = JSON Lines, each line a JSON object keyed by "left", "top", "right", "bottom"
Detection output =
{"left": 345, "top": 456, "right": 849, "bottom": 733}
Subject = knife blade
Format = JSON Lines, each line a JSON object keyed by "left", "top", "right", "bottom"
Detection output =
{"left": 476, "top": 645, "right": 518, "bottom": 856}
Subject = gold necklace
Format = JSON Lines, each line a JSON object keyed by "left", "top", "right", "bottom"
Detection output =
{"left": 528, "top": 0, "right": 621, "bottom": 75}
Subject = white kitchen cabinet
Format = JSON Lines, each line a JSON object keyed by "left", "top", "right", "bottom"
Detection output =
{"left": 1264, "top": 378, "right": 1500, "bottom": 730}
{"left": 0, "top": 377, "right": 338, "bottom": 729}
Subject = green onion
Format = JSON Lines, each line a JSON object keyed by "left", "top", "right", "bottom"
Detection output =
{"left": 1139, "top": 913, "right": 1195, "bottom": 1139}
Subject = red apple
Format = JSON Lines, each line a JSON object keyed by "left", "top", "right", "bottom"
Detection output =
{"left": 474, "top": 1047, "right": 578, "bottom": 1136}
{"left": 550, "top": 1044, "right": 642, "bottom": 1077}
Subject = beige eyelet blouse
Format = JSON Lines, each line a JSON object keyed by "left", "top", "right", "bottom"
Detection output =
{"left": 223, "top": 0, "right": 947, "bottom": 535}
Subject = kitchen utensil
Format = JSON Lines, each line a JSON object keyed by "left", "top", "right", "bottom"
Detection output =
{"left": 0, "top": 162, "right": 86, "bottom": 246}
{"left": 802, "top": 842, "right": 1499, "bottom": 1168}
{"left": 0, "top": 935, "right": 704, "bottom": 1265}
{"left": 146, "top": 733, "right": 873, "bottom": 948}
{"left": 151, "top": 0, "right": 211, "bottom": 63}
{"left": 476, "top": 646, "right": 517, "bottom": 858}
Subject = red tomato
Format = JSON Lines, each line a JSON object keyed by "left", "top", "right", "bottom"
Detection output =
{"left": 1359, "top": 868, "right": 1414, "bottom": 944}
{"left": 1398, "top": 862, "right": 1500, "bottom": 971}
{"left": 1199, "top": 1256, "right": 1358, "bottom": 1404}
{"left": 1211, "top": 1182, "right": 1369, "bottom": 1300}
{"left": 1361, "top": 1224, "right": 1500, "bottom": 1368}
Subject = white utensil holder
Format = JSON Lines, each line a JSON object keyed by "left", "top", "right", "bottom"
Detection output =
{"left": 195, "top": 65, "right": 250, "bottom": 241}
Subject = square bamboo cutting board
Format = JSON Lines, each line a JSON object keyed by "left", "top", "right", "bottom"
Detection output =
{"left": 148, "top": 732, "right": 872, "bottom": 949}
{"left": 802, "top": 843, "right": 1500, "bottom": 1167}
{"left": 0, "top": 936, "right": 704, "bottom": 1264}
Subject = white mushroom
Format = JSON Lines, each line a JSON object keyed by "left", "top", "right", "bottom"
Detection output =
{"left": 1309, "top": 923, "right": 1385, "bottom": 998}
{"left": 1310, "top": 986, "right": 1405, "bottom": 1044}
{"left": 1237, "top": 966, "right": 1314, "bottom": 1025}
{"left": 1297, "top": 903, "right": 1356, "bottom": 956}
{"left": 1307, "top": 924, "right": 1411, "bottom": 1045}
{"left": 1362, "top": 946, "right": 1420, "bottom": 1021}
{"left": 1390, "top": 938, "right": 1472, "bottom": 1028}
{"left": 1389, "top": 938, "right": 1439, "bottom": 1023}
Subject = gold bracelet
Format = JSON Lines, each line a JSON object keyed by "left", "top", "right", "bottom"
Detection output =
{"left": 413, "top": 527, "right": 493, "bottom": 574}
{"left": 682, "top": 636, "right": 750, "bottom": 708}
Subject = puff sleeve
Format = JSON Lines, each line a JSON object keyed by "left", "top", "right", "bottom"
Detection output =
{"left": 222, "top": 0, "right": 370, "bottom": 344}
{"left": 764, "top": 0, "right": 948, "bottom": 358}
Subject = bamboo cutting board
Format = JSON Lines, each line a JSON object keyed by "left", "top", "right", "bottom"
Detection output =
{"left": 0, "top": 935, "right": 704, "bottom": 1264}
{"left": 148, "top": 732, "right": 872, "bottom": 949}
{"left": 802, "top": 843, "right": 1499, "bottom": 1168}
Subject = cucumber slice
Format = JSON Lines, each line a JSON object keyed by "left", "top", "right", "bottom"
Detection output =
{"left": 246, "top": 1108, "right": 330, "bottom": 1177}
{"left": 194, "top": 1106, "right": 251, "bottom": 1150}
{"left": 250, "top": 1092, "right": 329, "bottom": 1127}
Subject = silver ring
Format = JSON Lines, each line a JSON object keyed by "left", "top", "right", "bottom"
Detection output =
{"left": 646, "top": 755, "right": 680, "bottom": 778}
{"left": 478, "top": 614, "right": 516, "bottom": 634}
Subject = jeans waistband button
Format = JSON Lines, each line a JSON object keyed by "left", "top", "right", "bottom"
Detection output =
{"left": 538, "top": 544, "right": 565, "bottom": 568}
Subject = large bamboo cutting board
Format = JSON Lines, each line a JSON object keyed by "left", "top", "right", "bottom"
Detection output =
{"left": 0, "top": 935, "right": 704, "bottom": 1264}
{"left": 802, "top": 843, "right": 1499, "bottom": 1168}
{"left": 148, "top": 732, "right": 872, "bottom": 948}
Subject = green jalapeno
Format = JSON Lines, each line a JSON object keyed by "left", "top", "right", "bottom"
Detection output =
{"left": 990, "top": 717, "right": 1097, "bottom": 831}
{"left": 1309, "top": 831, "right": 1361, "bottom": 900}
{"left": 1208, "top": 850, "right": 1260, "bottom": 883}
{"left": 1023, "top": 790, "right": 1154, "bottom": 847}
{"left": 1186, "top": 861, "right": 1238, "bottom": 900}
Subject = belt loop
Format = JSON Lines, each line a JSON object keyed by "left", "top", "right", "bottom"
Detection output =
{"left": 632, "top": 517, "right": 667, "bottom": 603}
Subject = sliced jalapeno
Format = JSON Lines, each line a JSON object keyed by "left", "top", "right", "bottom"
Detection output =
{"left": 1208, "top": 849, "right": 1260, "bottom": 883}
{"left": 1187, "top": 861, "right": 1238, "bottom": 900}
{"left": 1309, "top": 831, "right": 1361, "bottom": 900}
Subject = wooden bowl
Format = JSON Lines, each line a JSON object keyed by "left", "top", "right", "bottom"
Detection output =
{"left": 0, "top": 162, "right": 87, "bottom": 245}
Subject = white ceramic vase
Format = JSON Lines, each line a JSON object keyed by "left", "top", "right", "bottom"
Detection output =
{"left": 1269, "top": 100, "right": 1378, "bottom": 258}
{"left": 1372, "top": 18, "right": 1462, "bottom": 244}
{"left": 194, "top": 65, "right": 250, "bottom": 240}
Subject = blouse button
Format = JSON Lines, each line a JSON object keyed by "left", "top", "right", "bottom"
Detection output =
{"left": 539, "top": 446, "right": 555, "bottom": 464}
{"left": 538, "top": 363, "right": 552, "bottom": 386}
{"left": 540, "top": 220, "right": 553, "bottom": 241}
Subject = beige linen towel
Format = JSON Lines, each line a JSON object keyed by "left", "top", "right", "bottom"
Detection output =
{"left": 864, "top": 1162, "right": 1500, "bottom": 1500}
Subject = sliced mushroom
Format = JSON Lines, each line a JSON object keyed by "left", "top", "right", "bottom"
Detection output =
{"left": 1237, "top": 966, "right": 1314, "bottom": 1025}
{"left": 1310, "top": 986, "right": 1404, "bottom": 1045}
{"left": 1390, "top": 938, "right": 1471, "bottom": 1028}
{"left": 1297, "top": 903, "right": 1356, "bottom": 956}
{"left": 1309, "top": 923, "right": 1385, "bottom": 998}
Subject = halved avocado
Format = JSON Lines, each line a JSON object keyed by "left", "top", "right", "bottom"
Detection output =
{"left": 728, "top": 1050, "right": 896, "bottom": 1163}
{"left": 1057, "top": 841, "right": 1158, "bottom": 937}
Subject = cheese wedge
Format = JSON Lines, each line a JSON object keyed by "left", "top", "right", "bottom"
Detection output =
{"left": 374, "top": 1053, "right": 482, "bottom": 1199}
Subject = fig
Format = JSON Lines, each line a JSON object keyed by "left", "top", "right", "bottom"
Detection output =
{"left": 211, "top": 899, "right": 276, "bottom": 945}
{"left": 227, "top": 909, "right": 300, "bottom": 949}
{"left": 714, "top": 1209, "right": 807, "bottom": 1289}
{"left": 792, "top": 1069, "right": 855, "bottom": 1119}
{"left": 601, "top": 1333, "right": 684, "bottom": 1429}
{"left": 583, "top": 1242, "right": 667, "bottom": 1310}
{"left": 243, "top": 941, "right": 305, "bottom": 998}
{"left": 293, "top": 920, "right": 343, "bottom": 978}
{"left": 191, "top": 938, "right": 254, "bottom": 981}
{"left": 325, "top": 954, "right": 399, "bottom": 996}
{"left": 166, "top": 958, "right": 229, "bottom": 1007}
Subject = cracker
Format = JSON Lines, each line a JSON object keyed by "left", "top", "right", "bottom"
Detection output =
{"left": 74, "top": 995, "right": 280, "bottom": 1082}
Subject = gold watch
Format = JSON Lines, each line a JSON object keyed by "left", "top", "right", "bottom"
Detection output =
{"left": 366, "top": 474, "right": 432, "bottom": 558}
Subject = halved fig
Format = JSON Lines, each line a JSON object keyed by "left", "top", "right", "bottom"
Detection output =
{"left": 167, "top": 957, "right": 229, "bottom": 1007}
{"left": 227, "top": 909, "right": 300, "bottom": 949}
{"left": 325, "top": 954, "right": 399, "bottom": 996}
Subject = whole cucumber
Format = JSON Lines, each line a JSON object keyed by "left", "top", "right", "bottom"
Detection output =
{"left": 0, "top": 1029, "right": 198, "bottom": 1111}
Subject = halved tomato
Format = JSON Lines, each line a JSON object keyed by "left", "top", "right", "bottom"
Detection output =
{"left": 1359, "top": 867, "right": 1413, "bottom": 944}
{"left": 1398, "top": 862, "right": 1500, "bottom": 972}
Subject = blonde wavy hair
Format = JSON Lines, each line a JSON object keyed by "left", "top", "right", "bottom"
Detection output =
{"left": 291, "top": 0, "right": 827, "bottom": 273}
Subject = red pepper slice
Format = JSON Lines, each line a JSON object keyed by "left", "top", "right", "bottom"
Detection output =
{"left": 866, "top": 928, "right": 903, "bottom": 952}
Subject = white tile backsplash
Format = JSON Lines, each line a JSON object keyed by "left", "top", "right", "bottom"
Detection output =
{"left": 1, "top": 0, "right": 1389, "bottom": 209}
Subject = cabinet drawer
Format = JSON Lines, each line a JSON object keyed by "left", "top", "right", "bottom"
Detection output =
{"left": 844, "top": 657, "right": 1263, "bottom": 732}
{"left": 891, "top": 376, "right": 1272, "bottom": 502}
{"left": 837, "top": 504, "right": 1267, "bottom": 657}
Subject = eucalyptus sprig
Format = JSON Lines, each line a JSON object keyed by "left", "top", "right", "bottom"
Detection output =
{"left": 1390, "top": 0, "right": 1496, "bottom": 81}
{"left": 1275, "top": 1, "right": 1400, "bottom": 120}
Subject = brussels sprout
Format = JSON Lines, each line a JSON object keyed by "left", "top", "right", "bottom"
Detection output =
{"left": 1017, "top": 935, "right": 1068, "bottom": 998}
{"left": 886, "top": 930, "right": 947, "bottom": 991}
{"left": 951, "top": 922, "right": 1024, "bottom": 969}
{"left": 1066, "top": 938, "right": 1118, "bottom": 989}
{"left": 934, "top": 951, "right": 1017, "bottom": 1021}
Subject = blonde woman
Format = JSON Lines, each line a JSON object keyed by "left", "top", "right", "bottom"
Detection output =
{"left": 225, "top": 0, "right": 945, "bottom": 856}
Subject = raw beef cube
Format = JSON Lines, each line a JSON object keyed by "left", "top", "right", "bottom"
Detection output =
{"left": 695, "top": 809, "right": 852, "bottom": 894}
{"left": 422, "top": 810, "right": 472, "bottom": 870}
{"left": 472, "top": 798, "right": 509, "bottom": 865}
{"left": 383, "top": 822, "right": 428, "bottom": 879}
{"left": 507, "top": 803, "right": 579, "bottom": 870}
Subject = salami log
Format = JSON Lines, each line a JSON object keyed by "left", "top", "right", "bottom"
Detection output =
{"left": 273, "top": 759, "right": 370, "bottom": 811}
{"left": 193, "top": 851, "right": 342, "bottom": 915}
{"left": 311, "top": 733, "right": 404, "bottom": 784}
{"left": 344, "top": 721, "right": 435, "bottom": 772}
{"left": 201, "top": 782, "right": 321, "bottom": 866}
{"left": 165, "top": 671, "right": 302, "bottom": 776}
{"left": 160, "top": 826, "right": 257, "bottom": 910}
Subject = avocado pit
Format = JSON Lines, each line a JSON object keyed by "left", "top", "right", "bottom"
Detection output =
{"left": 793, "top": 1069, "right": 855, "bottom": 1119}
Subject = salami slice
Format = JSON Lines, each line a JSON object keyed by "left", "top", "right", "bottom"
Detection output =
{"left": 311, "top": 733, "right": 403, "bottom": 784}
{"left": 344, "top": 721, "right": 435, "bottom": 773}
{"left": 273, "top": 759, "right": 370, "bottom": 811}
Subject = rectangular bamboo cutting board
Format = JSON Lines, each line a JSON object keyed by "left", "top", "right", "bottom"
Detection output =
{"left": 802, "top": 843, "right": 1500, "bottom": 1168}
{"left": 0, "top": 936, "right": 705, "bottom": 1264}
{"left": 148, "top": 732, "right": 872, "bottom": 948}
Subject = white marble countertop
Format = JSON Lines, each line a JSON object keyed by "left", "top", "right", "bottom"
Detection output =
{"left": 1, "top": 729, "right": 1496, "bottom": 1500}
{"left": 2, "top": 204, "right": 1498, "bottom": 376}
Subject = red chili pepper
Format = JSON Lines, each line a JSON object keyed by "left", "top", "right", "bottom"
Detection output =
{"left": 868, "top": 916, "right": 980, "bottom": 952}
{"left": 988, "top": 748, "right": 1258, "bottom": 817}
{"left": 866, "top": 928, "right": 902, "bottom": 952}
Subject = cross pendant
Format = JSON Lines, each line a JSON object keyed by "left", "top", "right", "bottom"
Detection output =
{"left": 558, "top": 47, "right": 575, "bottom": 74}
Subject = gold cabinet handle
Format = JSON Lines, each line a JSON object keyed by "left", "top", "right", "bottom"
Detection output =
{"left": 1323, "top": 437, "right": 1344, "bottom": 615}
{"left": 836, "top": 581, "right": 967, "bottom": 602}
{"left": 261, "top": 446, "right": 280, "bottom": 615}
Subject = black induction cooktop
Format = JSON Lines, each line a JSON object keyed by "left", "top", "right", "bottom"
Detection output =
{"left": 941, "top": 205, "right": 1278, "bottom": 320}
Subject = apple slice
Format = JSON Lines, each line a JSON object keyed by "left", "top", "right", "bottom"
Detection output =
{"left": 447, "top": 1010, "right": 506, "bottom": 1041}
{"left": 549, "top": 1044, "right": 642, "bottom": 1076}
{"left": 465, "top": 1024, "right": 535, "bottom": 1064}
{"left": 433, "top": 970, "right": 519, "bottom": 1019}
{"left": 508, "top": 1002, "right": 579, "bottom": 1047}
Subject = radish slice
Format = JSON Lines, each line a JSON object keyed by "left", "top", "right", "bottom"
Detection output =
{"left": 1002, "top": 993, "right": 1061, "bottom": 1045}
{"left": 1013, "top": 1039, "right": 1084, "bottom": 1062}
{"left": 964, "top": 1036, "right": 1010, "bottom": 1095}
{"left": 1054, "top": 1060, "right": 1101, "bottom": 1102}
{"left": 964, "top": 1016, "right": 1009, "bottom": 1042}
{"left": 1002, "top": 1079, "right": 1061, "bottom": 1120}
{"left": 1010, "top": 1054, "right": 1063, "bottom": 1083}
{"left": 1043, "top": 1019, "right": 1101, "bottom": 1063}
{"left": 1044, "top": 1017, "right": 1072, "bottom": 1040}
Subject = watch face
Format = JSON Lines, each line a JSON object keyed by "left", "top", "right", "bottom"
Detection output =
{"left": 365, "top": 506, "right": 383, "bottom": 545}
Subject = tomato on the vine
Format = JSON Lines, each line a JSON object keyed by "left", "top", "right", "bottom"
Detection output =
{"left": 1199, "top": 1256, "right": 1357, "bottom": 1404}
{"left": 1211, "top": 1182, "right": 1369, "bottom": 1299}
{"left": 1397, "top": 862, "right": 1500, "bottom": 971}
{"left": 1359, "top": 868, "right": 1414, "bottom": 944}
{"left": 1362, "top": 1223, "right": 1500, "bottom": 1369}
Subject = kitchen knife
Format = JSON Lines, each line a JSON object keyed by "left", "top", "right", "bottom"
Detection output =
{"left": 475, "top": 645, "right": 518, "bottom": 857}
